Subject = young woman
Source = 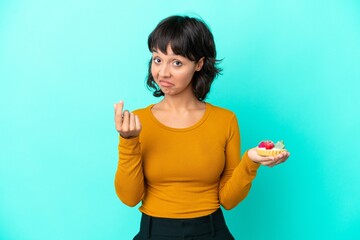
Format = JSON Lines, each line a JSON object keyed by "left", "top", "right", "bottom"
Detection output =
{"left": 114, "top": 15, "right": 290, "bottom": 240}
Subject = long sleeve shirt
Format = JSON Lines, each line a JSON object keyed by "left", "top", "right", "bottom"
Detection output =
{"left": 114, "top": 103, "right": 260, "bottom": 218}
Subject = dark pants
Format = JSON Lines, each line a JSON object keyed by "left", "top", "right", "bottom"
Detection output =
{"left": 133, "top": 208, "right": 235, "bottom": 240}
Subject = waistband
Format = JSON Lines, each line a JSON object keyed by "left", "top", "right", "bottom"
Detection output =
{"left": 139, "top": 208, "right": 227, "bottom": 238}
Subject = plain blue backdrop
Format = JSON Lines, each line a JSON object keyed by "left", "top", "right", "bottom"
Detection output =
{"left": 1, "top": 0, "right": 359, "bottom": 239}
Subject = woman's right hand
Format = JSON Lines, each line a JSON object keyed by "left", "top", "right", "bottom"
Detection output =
{"left": 114, "top": 100, "right": 142, "bottom": 138}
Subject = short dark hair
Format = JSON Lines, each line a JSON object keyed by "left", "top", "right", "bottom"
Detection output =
{"left": 146, "top": 15, "right": 222, "bottom": 101}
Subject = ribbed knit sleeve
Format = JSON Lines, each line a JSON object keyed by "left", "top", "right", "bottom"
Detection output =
{"left": 114, "top": 136, "right": 145, "bottom": 207}
{"left": 219, "top": 115, "right": 260, "bottom": 209}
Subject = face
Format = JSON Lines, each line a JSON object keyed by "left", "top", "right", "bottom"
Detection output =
{"left": 151, "top": 45, "right": 204, "bottom": 97}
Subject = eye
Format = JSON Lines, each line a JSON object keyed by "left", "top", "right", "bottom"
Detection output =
{"left": 173, "top": 60, "right": 182, "bottom": 67}
{"left": 153, "top": 57, "right": 161, "bottom": 64}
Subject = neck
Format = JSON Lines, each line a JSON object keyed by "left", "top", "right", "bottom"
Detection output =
{"left": 157, "top": 94, "right": 204, "bottom": 112}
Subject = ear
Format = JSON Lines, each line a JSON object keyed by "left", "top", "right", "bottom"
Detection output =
{"left": 195, "top": 57, "right": 205, "bottom": 71}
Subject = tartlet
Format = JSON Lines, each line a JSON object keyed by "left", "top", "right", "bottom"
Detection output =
{"left": 256, "top": 140, "right": 286, "bottom": 157}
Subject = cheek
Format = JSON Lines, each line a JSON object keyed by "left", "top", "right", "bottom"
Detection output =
{"left": 181, "top": 69, "right": 196, "bottom": 81}
{"left": 150, "top": 64, "right": 158, "bottom": 79}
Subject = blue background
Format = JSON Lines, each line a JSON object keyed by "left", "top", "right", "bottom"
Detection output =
{"left": 1, "top": 0, "right": 359, "bottom": 239}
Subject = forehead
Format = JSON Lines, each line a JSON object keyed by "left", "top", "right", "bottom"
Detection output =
{"left": 152, "top": 45, "right": 177, "bottom": 56}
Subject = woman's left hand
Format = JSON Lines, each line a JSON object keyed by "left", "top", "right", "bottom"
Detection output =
{"left": 247, "top": 148, "right": 290, "bottom": 167}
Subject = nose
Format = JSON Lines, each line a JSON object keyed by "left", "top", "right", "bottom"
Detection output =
{"left": 159, "top": 63, "right": 170, "bottom": 77}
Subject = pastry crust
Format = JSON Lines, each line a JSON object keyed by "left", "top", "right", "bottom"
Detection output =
{"left": 256, "top": 148, "right": 286, "bottom": 157}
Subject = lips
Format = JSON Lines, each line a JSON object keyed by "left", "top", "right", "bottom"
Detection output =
{"left": 159, "top": 80, "right": 174, "bottom": 87}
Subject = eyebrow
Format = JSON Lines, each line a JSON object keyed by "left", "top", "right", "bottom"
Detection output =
{"left": 152, "top": 49, "right": 176, "bottom": 56}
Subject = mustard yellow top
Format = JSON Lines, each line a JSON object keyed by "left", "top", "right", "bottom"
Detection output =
{"left": 114, "top": 103, "right": 260, "bottom": 218}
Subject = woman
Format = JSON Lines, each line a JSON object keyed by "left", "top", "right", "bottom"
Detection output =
{"left": 114, "top": 15, "right": 290, "bottom": 239}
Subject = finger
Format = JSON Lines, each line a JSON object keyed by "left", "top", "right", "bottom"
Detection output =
{"left": 122, "top": 110, "right": 130, "bottom": 130}
{"left": 269, "top": 156, "right": 280, "bottom": 166}
{"left": 114, "top": 101, "right": 124, "bottom": 127}
{"left": 279, "top": 153, "right": 290, "bottom": 164}
{"left": 115, "top": 100, "right": 124, "bottom": 113}
{"left": 114, "top": 101, "right": 124, "bottom": 115}
{"left": 254, "top": 155, "right": 274, "bottom": 164}
{"left": 278, "top": 151, "right": 290, "bottom": 161}
{"left": 258, "top": 157, "right": 275, "bottom": 167}
{"left": 263, "top": 156, "right": 275, "bottom": 162}
{"left": 265, "top": 155, "right": 281, "bottom": 167}
{"left": 274, "top": 158, "right": 283, "bottom": 166}
{"left": 135, "top": 115, "right": 142, "bottom": 131}
{"left": 129, "top": 112, "right": 135, "bottom": 131}
{"left": 274, "top": 152, "right": 290, "bottom": 165}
